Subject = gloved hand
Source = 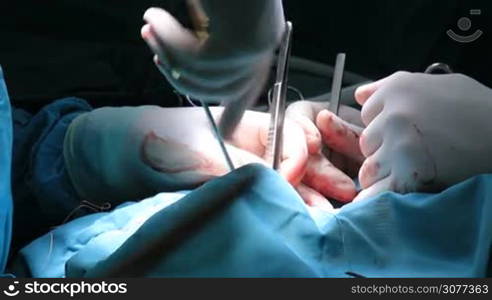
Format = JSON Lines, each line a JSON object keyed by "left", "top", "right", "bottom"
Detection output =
{"left": 286, "top": 101, "right": 365, "bottom": 208}
{"left": 141, "top": 1, "right": 285, "bottom": 103}
{"left": 63, "top": 106, "right": 308, "bottom": 205}
{"left": 354, "top": 72, "right": 492, "bottom": 200}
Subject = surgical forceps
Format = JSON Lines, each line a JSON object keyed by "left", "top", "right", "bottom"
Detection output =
{"left": 218, "top": 22, "right": 294, "bottom": 143}
{"left": 200, "top": 22, "right": 293, "bottom": 173}
{"left": 265, "top": 22, "right": 293, "bottom": 170}
{"left": 324, "top": 53, "right": 346, "bottom": 159}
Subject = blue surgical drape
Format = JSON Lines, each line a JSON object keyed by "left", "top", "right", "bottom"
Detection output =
{"left": 0, "top": 66, "right": 13, "bottom": 275}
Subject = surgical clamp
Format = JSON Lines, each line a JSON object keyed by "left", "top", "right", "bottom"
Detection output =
{"left": 218, "top": 22, "right": 294, "bottom": 144}
{"left": 201, "top": 22, "right": 293, "bottom": 173}
{"left": 265, "top": 22, "right": 293, "bottom": 170}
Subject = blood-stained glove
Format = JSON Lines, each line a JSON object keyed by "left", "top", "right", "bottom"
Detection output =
{"left": 355, "top": 72, "right": 492, "bottom": 200}
{"left": 286, "top": 101, "right": 365, "bottom": 208}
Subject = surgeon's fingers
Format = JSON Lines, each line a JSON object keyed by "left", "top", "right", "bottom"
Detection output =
{"left": 149, "top": 46, "right": 262, "bottom": 103}
{"left": 142, "top": 25, "right": 193, "bottom": 91}
{"left": 316, "top": 110, "right": 365, "bottom": 164}
{"left": 141, "top": 25, "right": 172, "bottom": 67}
{"left": 142, "top": 10, "right": 268, "bottom": 102}
{"left": 296, "top": 184, "right": 335, "bottom": 212}
{"left": 143, "top": 23, "right": 247, "bottom": 79}
{"left": 355, "top": 72, "right": 412, "bottom": 126}
{"left": 143, "top": 7, "right": 199, "bottom": 55}
{"left": 143, "top": 9, "right": 253, "bottom": 101}
{"left": 302, "top": 154, "right": 357, "bottom": 203}
{"left": 355, "top": 80, "right": 382, "bottom": 106}
{"left": 358, "top": 147, "right": 391, "bottom": 189}
{"left": 359, "top": 112, "right": 385, "bottom": 158}
{"left": 353, "top": 175, "right": 392, "bottom": 202}
{"left": 355, "top": 72, "right": 404, "bottom": 105}
{"left": 360, "top": 97, "right": 384, "bottom": 126}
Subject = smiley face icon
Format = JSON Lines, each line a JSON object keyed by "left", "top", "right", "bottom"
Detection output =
{"left": 3, "top": 281, "right": 20, "bottom": 297}
{"left": 447, "top": 9, "right": 483, "bottom": 43}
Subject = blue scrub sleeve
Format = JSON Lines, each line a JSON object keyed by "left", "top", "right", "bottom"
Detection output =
{"left": 11, "top": 98, "right": 92, "bottom": 252}
{"left": 0, "top": 66, "right": 13, "bottom": 274}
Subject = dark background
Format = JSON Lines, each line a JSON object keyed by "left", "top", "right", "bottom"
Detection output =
{"left": 0, "top": 0, "right": 490, "bottom": 111}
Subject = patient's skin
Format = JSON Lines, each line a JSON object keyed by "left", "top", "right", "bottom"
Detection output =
{"left": 142, "top": 131, "right": 224, "bottom": 175}
{"left": 65, "top": 103, "right": 366, "bottom": 208}
{"left": 135, "top": 107, "right": 308, "bottom": 188}
{"left": 136, "top": 105, "right": 364, "bottom": 207}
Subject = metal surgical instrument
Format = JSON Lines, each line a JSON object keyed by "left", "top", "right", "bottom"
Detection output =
{"left": 328, "top": 53, "right": 346, "bottom": 116}
{"left": 218, "top": 22, "right": 294, "bottom": 143}
{"left": 324, "top": 53, "right": 346, "bottom": 160}
{"left": 182, "top": 95, "right": 236, "bottom": 172}
{"left": 201, "top": 100, "right": 236, "bottom": 172}
{"left": 265, "top": 22, "right": 293, "bottom": 170}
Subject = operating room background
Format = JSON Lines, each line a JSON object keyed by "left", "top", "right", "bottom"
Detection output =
{"left": 0, "top": 0, "right": 490, "bottom": 113}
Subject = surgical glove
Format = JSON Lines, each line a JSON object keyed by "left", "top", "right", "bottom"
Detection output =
{"left": 141, "top": 1, "right": 285, "bottom": 103}
{"left": 63, "top": 106, "right": 308, "bottom": 205}
{"left": 286, "top": 101, "right": 365, "bottom": 207}
{"left": 355, "top": 72, "right": 492, "bottom": 200}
